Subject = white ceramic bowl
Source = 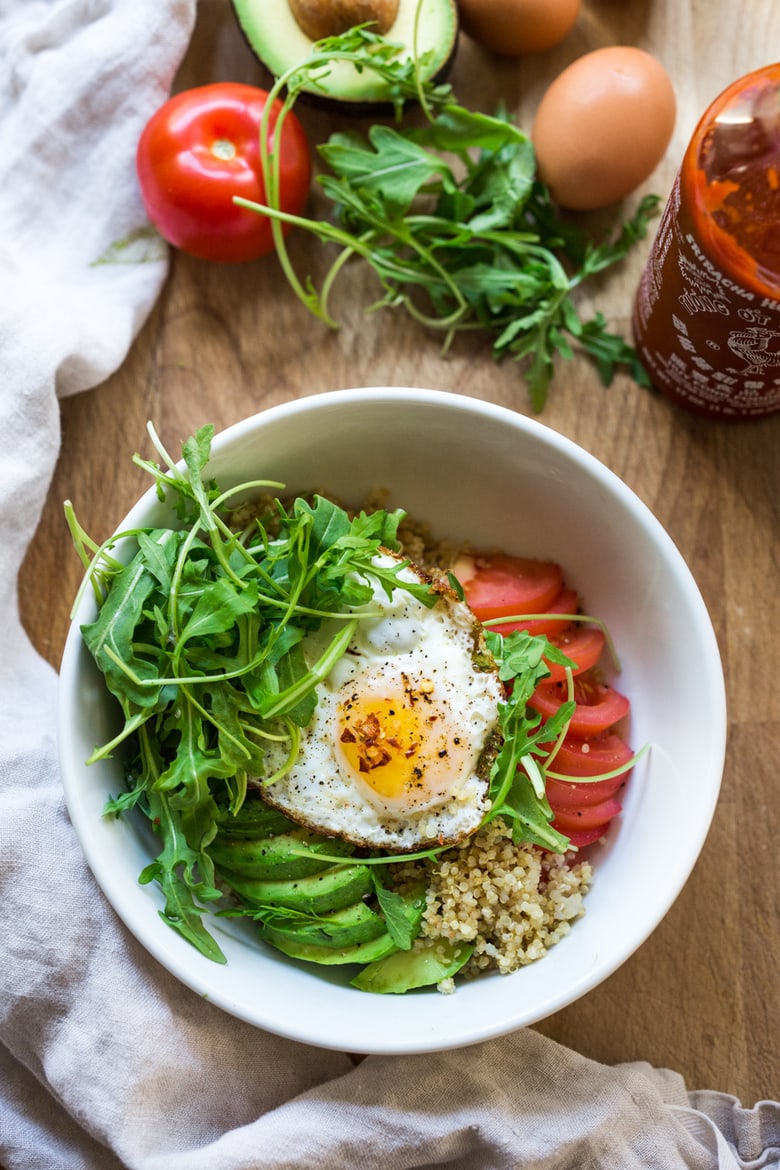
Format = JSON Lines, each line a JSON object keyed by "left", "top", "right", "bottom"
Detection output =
{"left": 58, "top": 388, "right": 726, "bottom": 1054}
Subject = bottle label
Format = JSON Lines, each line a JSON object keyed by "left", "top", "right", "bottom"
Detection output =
{"left": 634, "top": 175, "right": 780, "bottom": 418}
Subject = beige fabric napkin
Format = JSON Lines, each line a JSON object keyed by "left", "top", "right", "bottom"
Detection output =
{"left": 1, "top": 2, "right": 778, "bottom": 1167}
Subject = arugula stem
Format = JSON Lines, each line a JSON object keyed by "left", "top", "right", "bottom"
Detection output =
{"left": 145, "top": 421, "right": 180, "bottom": 479}
{"left": 260, "top": 617, "right": 358, "bottom": 719}
{"left": 256, "top": 35, "right": 422, "bottom": 326}
{"left": 483, "top": 611, "right": 621, "bottom": 672}
{"left": 546, "top": 742, "right": 649, "bottom": 784}
{"left": 87, "top": 705, "right": 155, "bottom": 764}
{"left": 261, "top": 719, "right": 301, "bottom": 784}
{"left": 210, "top": 479, "right": 287, "bottom": 512}
{"left": 175, "top": 685, "right": 253, "bottom": 761}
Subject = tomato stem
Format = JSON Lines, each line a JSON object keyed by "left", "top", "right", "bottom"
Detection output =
{"left": 211, "top": 138, "right": 236, "bottom": 161}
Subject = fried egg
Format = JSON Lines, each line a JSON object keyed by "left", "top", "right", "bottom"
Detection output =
{"left": 260, "top": 553, "right": 504, "bottom": 852}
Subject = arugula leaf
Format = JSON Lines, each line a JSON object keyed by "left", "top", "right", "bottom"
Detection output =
{"left": 372, "top": 872, "right": 417, "bottom": 950}
{"left": 71, "top": 424, "right": 445, "bottom": 961}
{"left": 235, "top": 29, "right": 659, "bottom": 412}
{"left": 176, "top": 578, "right": 259, "bottom": 651}
{"left": 480, "top": 629, "right": 574, "bottom": 850}
{"left": 182, "top": 425, "right": 217, "bottom": 532}
{"left": 411, "top": 103, "right": 529, "bottom": 156}
{"left": 81, "top": 530, "right": 179, "bottom": 710}
{"left": 140, "top": 790, "right": 227, "bottom": 964}
{"left": 320, "top": 127, "right": 451, "bottom": 218}
{"left": 493, "top": 767, "right": 568, "bottom": 852}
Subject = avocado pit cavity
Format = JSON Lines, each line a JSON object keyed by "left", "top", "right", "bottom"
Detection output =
{"left": 288, "top": 0, "right": 400, "bottom": 41}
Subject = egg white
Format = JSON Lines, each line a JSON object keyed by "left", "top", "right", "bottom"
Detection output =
{"left": 260, "top": 554, "right": 504, "bottom": 852}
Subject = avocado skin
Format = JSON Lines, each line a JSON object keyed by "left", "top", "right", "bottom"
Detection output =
{"left": 209, "top": 828, "right": 353, "bottom": 881}
{"left": 230, "top": 0, "right": 459, "bottom": 117}
{"left": 226, "top": 862, "right": 374, "bottom": 914}
{"left": 350, "top": 936, "right": 474, "bottom": 993}
{"left": 260, "top": 898, "right": 387, "bottom": 949}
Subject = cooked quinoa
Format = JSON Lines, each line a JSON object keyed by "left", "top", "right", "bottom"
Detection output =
{"left": 392, "top": 818, "right": 593, "bottom": 991}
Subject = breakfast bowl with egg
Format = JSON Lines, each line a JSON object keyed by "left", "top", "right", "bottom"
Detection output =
{"left": 58, "top": 387, "right": 726, "bottom": 1053}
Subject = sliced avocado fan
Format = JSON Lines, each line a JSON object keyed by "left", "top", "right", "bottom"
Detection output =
{"left": 231, "top": 0, "right": 459, "bottom": 114}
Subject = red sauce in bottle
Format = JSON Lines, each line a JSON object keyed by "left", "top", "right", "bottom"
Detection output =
{"left": 633, "top": 64, "right": 780, "bottom": 419}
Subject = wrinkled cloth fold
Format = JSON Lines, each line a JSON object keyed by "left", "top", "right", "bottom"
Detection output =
{"left": 1, "top": 2, "right": 778, "bottom": 1168}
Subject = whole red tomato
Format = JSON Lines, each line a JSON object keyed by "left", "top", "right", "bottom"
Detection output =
{"left": 136, "top": 83, "right": 312, "bottom": 264}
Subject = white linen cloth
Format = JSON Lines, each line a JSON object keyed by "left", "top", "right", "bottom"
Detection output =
{"left": 0, "top": 2, "right": 778, "bottom": 1167}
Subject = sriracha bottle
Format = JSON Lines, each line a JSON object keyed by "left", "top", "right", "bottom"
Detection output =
{"left": 632, "top": 63, "right": 780, "bottom": 419}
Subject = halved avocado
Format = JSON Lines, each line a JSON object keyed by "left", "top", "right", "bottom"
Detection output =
{"left": 231, "top": 0, "right": 460, "bottom": 115}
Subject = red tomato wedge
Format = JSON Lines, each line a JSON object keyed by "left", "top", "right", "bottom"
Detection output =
{"left": 494, "top": 587, "right": 579, "bottom": 637}
{"left": 546, "top": 773, "right": 625, "bottom": 810}
{"left": 530, "top": 670, "right": 630, "bottom": 738}
{"left": 551, "top": 797, "right": 622, "bottom": 833}
{"left": 458, "top": 555, "right": 563, "bottom": 622}
{"left": 543, "top": 731, "right": 633, "bottom": 845}
{"left": 554, "top": 824, "right": 611, "bottom": 848}
{"left": 543, "top": 625, "right": 606, "bottom": 681}
{"left": 546, "top": 731, "right": 635, "bottom": 779}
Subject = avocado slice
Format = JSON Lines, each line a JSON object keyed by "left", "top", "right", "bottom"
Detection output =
{"left": 267, "top": 928, "right": 401, "bottom": 966}
{"left": 260, "top": 882, "right": 427, "bottom": 966}
{"left": 209, "top": 827, "right": 353, "bottom": 882}
{"left": 350, "top": 936, "right": 474, "bottom": 993}
{"left": 231, "top": 0, "right": 459, "bottom": 114}
{"left": 260, "top": 898, "right": 388, "bottom": 949}
{"left": 214, "top": 800, "right": 296, "bottom": 840}
{"left": 226, "top": 862, "right": 374, "bottom": 914}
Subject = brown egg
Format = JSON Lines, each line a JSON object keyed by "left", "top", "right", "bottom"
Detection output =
{"left": 531, "top": 46, "right": 677, "bottom": 210}
{"left": 457, "top": 0, "right": 580, "bottom": 56}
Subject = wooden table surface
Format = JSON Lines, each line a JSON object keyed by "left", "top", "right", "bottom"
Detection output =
{"left": 19, "top": 0, "right": 779, "bottom": 1108}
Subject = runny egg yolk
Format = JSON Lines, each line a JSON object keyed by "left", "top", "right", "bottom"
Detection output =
{"left": 335, "top": 675, "right": 471, "bottom": 814}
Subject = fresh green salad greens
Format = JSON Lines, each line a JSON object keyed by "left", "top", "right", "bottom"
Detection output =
{"left": 66, "top": 423, "right": 575, "bottom": 966}
{"left": 240, "top": 26, "right": 659, "bottom": 411}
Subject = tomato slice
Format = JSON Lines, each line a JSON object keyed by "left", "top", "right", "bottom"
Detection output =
{"left": 546, "top": 773, "right": 626, "bottom": 810}
{"left": 545, "top": 731, "right": 635, "bottom": 779}
{"left": 457, "top": 554, "right": 563, "bottom": 622}
{"left": 495, "top": 587, "right": 579, "bottom": 637}
{"left": 530, "top": 670, "right": 630, "bottom": 737}
{"left": 543, "top": 625, "right": 606, "bottom": 681}
{"left": 556, "top": 824, "right": 611, "bottom": 848}
{"left": 550, "top": 797, "right": 622, "bottom": 833}
{"left": 544, "top": 730, "right": 632, "bottom": 845}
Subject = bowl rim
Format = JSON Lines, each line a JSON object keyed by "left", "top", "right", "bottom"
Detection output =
{"left": 57, "top": 386, "right": 728, "bottom": 1053}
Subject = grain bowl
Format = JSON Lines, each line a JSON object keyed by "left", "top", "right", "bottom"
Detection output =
{"left": 58, "top": 387, "right": 726, "bottom": 1054}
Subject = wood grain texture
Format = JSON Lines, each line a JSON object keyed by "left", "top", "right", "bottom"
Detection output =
{"left": 18, "top": 0, "right": 780, "bottom": 1107}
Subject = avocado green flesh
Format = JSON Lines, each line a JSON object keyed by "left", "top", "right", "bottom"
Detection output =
{"left": 231, "top": 0, "right": 459, "bottom": 109}
{"left": 260, "top": 898, "right": 387, "bottom": 949}
{"left": 267, "top": 929, "right": 401, "bottom": 966}
{"left": 209, "top": 811, "right": 468, "bottom": 993}
{"left": 209, "top": 828, "right": 353, "bottom": 881}
{"left": 259, "top": 884, "right": 428, "bottom": 973}
{"left": 214, "top": 803, "right": 296, "bottom": 840}
{"left": 227, "top": 862, "right": 374, "bottom": 914}
{"left": 350, "top": 937, "right": 474, "bottom": 993}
